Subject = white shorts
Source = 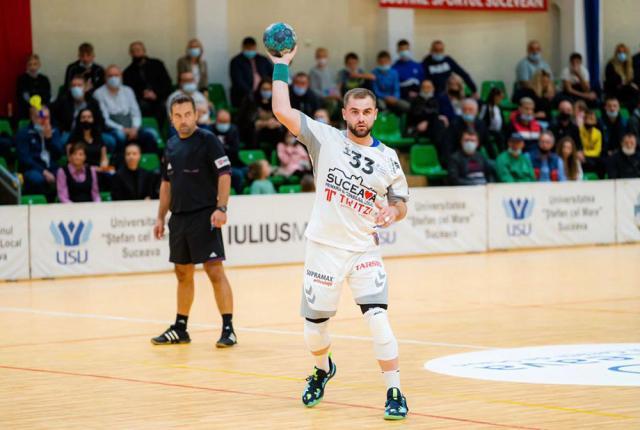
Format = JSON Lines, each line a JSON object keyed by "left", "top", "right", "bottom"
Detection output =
{"left": 300, "top": 239, "right": 388, "bottom": 320}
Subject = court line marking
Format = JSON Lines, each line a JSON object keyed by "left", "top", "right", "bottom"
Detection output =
{"left": 0, "top": 306, "right": 493, "bottom": 350}
{"left": 0, "top": 364, "right": 543, "bottom": 430}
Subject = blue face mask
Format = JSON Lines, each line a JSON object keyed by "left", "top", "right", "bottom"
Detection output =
{"left": 292, "top": 85, "right": 307, "bottom": 96}
{"left": 188, "top": 47, "right": 201, "bottom": 58}
{"left": 432, "top": 53, "right": 445, "bottom": 62}
{"left": 182, "top": 82, "right": 197, "bottom": 94}
{"left": 107, "top": 76, "right": 121, "bottom": 89}
{"left": 216, "top": 123, "right": 231, "bottom": 133}
{"left": 33, "top": 123, "right": 44, "bottom": 133}
{"left": 315, "top": 117, "right": 328, "bottom": 124}
{"left": 617, "top": 52, "right": 627, "bottom": 62}
{"left": 399, "top": 50, "right": 412, "bottom": 59}
{"left": 606, "top": 110, "right": 619, "bottom": 119}
{"left": 462, "top": 140, "right": 477, "bottom": 154}
{"left": 70, "top": 86, "right": 84, "bottom": 100}
{"left": 244, "top": 50, "right": 257, "bottom": 59}
{"left": 509, "top": 147, "right": 522, "bottom": 157}
{"left": 462, "top": 113, "right": 475, "bottom": 123}
{"left": 260, "top": 90, "right": 272, "bottom": 100}
{"left": 520, "top": 114, "right": 534, "bottom": 122}
{"left": 529, "top": 52, "right": 541, "bottom": 62}
{"left": 379, "top": 64, "right": 391, "bottom": 72}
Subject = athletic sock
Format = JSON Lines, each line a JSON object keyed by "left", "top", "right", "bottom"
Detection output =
{"left": 314, "top": 353, "right": 330, "bottom": 373}
{"left": 175, "top": 314, "right": 189, "bottom": 331}
{"left": 222, "top": 313, "right": 233, "bottom": 332}
{"left": 382, "top": 370, "right": 401, "bottom": 391}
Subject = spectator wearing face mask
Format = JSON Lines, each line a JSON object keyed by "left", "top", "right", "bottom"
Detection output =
{"left": 479, "top": 87, "right": 506, "bottom": 153}
{"left": 111, "top": 142, "right": 156, "bottom": 200}
{"left": 66, "top": 108, "right": 108, "bottom": 168}
{"left": 289, "top": 72, "right": 321, "bottom": 117}
{"left": 514, "top": 40, "right": 552, "bottom": 97}
{"left": 124, "top": 41, "right": 173, "bottom": 128}
{"left": 605, "top": 43, "right": 639, "bottom": 110}
{"left": 557, "top": 136, "right": 583, "bottom": 181}
{"left": 527, "top": 131, "right": 566, "bottom": 182}
{"left": 550, "top": 100, "right": 583, "bottom": 155}
{"left": 238, "top": 79, "right": 283, "bottom": 149}
{"left": 17, "top": 105, "right": 63, "bottom": 197}
{"left": 393, "top": 39, "right": 424, "bottom": 101}
{"left": 276, "top": 131, "right": 311, "bottom": 178}
{"left": 338, "top": 52, "right": 375, "bottom": 95}
{"left": 63, "top": 42, "right": 105, "bottom": 93}
{"left": 607, "top": 133, "right": 640, "bottom": 179}
{"left": 407, "top": 80, "right": 447, "bottom": 155}
{"left": 16, "top": 54, "right": 51, "bottom": 119}
{"left": 506, "top": 97, "right": 541, "bottom": 153}
{"left": 230, "top": 37, "right": 273, "bottom": 107}
{"left": 495, "top": 133, "right": 535, "bottom": 183}
{"left": 177, "top": 39, "right": 209, "bottom": 98}
{"left": 561, "top": 52, "right": 598, "bottom": 106}
{"left": 211, "top": 109, "right": 244, "bottom": 194}
{"left": 448, "top": 130, "right": 493, "bottom": 185}
{"left": 56, "top": 142, "right": 101, "bottom": 203}
{"left": 447, "top": 98, "right": 490, "bottom": 158}
{"left": 437, "top": 73, "right": 465, "bottom": 123}
{"left": 313, "top": 108, "right": 331, "bottom": 126}
{"left": 600, "top": 97, "right": 628, "bottom": 156}
{"left": 167, "top": 71, "right": 212, "bottom": 128}
{"left": 372, "top": 51, "right": 409, "bottom": 114}
{"left": 422, "top": 40, "right": 477, "bottom": 97}
{"left": 580, "top": 110, "right": 605, "bottom": 178}
{"left": 309, "top": 47, "right": 340, "bottom": 101}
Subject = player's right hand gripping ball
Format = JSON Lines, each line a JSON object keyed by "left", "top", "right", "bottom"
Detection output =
{"left": 263, "top": 22, "right": 297, "bottom": 57}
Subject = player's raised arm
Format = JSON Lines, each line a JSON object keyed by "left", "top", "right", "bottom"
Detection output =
{"left": 268, "top": 46, "right": 302, "bottom": 136}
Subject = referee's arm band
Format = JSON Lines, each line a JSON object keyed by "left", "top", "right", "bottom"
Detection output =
{"left": 273, "top": 64, "right": 289, "bottom": 83}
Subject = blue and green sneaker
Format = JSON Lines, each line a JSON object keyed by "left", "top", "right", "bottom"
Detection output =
{"left": 301, "top": 356, "right": 336, "bottom": 407}
{"left": 384, "top": 387, "right": 408, "bottom": 420}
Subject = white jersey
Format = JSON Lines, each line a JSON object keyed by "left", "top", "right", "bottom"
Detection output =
{"left": 296, "top": 113, "right": 409, "bottom": 252}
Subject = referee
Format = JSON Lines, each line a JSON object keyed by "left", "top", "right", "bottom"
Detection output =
{"left": 152, "top": 94, "right": 236, "bottom": 348}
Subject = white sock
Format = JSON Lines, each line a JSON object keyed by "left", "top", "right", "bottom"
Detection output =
{"left": 382, "top": 370, "right": 401, "bottom": 390}
{"left": 314, "top": 353, "right": 330, "bottom": 372}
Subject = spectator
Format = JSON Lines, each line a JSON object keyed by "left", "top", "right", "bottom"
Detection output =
{"left": 557, "top": 136, "right": 583, "bottom": 181}
{"left": 372, "top": 51, "right": 409, "bottom": 114}
{"left": 211, "top": 109, "right": 244, "bottom": 195}
{"left": 167, "top": 71, "right": 212, "bottom": 127}
{"left": 574, "top": 99, "right": 588, "bottom": 128}
{"left": 230, "top": 37, "right": 273, "bottom": 107}
{"left": 16, "top": 54, "right": 51, "bottom": 119}
{"left": 580, "top": 110, "right": 605, "bottom": 178}
{"left": 313, "top": 108, "right": 331, "bottom": 125}
{"left": 478, "top": 87, "right": 505, "bottom": 153}
{"left": 309, "top": 47, "right": 340, "bottom": 103}
{"left": 276, "top": 131, "right": 311, "bottom": 177}
{"left": 437, "top": 73, "right": 465, "bottom": 123}
{"left": 16, "top": 105, "right": 63, "bottom": 196}
{"left": 67, "top": 108, "right": 108, "bottom": 168}
{"left": 447, "top": 98, "right": 490, "bottom": 158}
{"left": 338, "top": 52, "right": 375, "bottom": 95}
{"left": 604, "top": 43, "right": 639, "bottom": 110}
{"left": 607, "top": 133, "right": 640, "bottom": 178}
{"left": 528, "top": 131, "right": 566, "bottom": 182}
{"left": 448, "top": 130, "right": 493, "bottom": 185}
{"left": 600, "top": 97, "right": 628, "bottom": 156}
{"left": 123, "top": 41, "right": 173, "bottom": 128}
{"left": 237, "top": 79, "right": 283, "bottom": 149}
{"left": 56, "top": 142, "right": 101, "bottom": 203}
{"left": 628, "top": 98, "right": 640, "bottom": 140}
{"left": 248, "top": 159, "right": 276, "bottom": 195}
{"left": 407, "top": 80, "right": 446, "bottom": 156}
{"left": 422, "top": 40, "right": 476, "bottom": 96}
{"left": 392, "top": 39, "right": 424, "bottom": 100}
{"left": 177, "top": 39, "right": 209, "bottom": 98}
{"left": 63, "top": 42, "right": 105, "bottom": 93}
{"left": 514, "top": 40, "right": 552, "bottom": 102}
{"left": 290, "top": 72, "right": 321, "bottom": 117}
{"left": 550, "top": 100, "right": 583, "bottom": 155}
{"left": 94, "top": 65, "right": 158, "bottom": 154}
{"left": 300, "top": 174, "right": 315, "bottom": 192}
{"left": 495, "top": 133, "right": 536, "bottom": 183}
{"left": 530, "top": 69, "right": 556, "bottom": 124}
{"left": 561, "top": 52, "right": 597, "bottom": 106}
{"left": 506, "top": 97, "right": 542, "bottom": 153}
{"left": 111, "top": 142, "right": 156, "bottom": 200}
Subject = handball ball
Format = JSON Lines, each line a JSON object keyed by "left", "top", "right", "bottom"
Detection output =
{"left": 263, "top": 22, "right": 297, "bottom": 57}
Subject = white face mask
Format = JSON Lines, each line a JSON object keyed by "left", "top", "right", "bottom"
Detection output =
{"left": 462, "top": 140, "right": 477, "bottom": 154}
{"left": 317, "top": 58, "right": 328, "bottom": 67}
{"left": 622, "top": 146, "right": 636, "bottom": 156}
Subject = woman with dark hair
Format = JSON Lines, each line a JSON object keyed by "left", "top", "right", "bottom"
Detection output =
{"left": 237, "top": 78, "right": 284, "bottom": 150}
{"left": 67, "top": 108, "right": 108, "bottom": 167}
{"left": 479, "top": 86, "right": 505, "bottom": 152}
{"left": 557, "top": 136, "right": 583, "bottom": 181}
{"left": 604, "top": 43, "right": 639, "bottom": 109}
{"left": 56, "top": 142, "right": 101, "bottom": 203}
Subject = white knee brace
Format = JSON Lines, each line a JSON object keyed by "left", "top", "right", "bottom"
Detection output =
{"left": 304, "top": 319, "right": 331, "bottom": 353}
{"left": 364, "top": 308, "right": 398, "bottom": 361}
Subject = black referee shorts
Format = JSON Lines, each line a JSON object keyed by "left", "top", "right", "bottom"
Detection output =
{"left": 168, "top": 207, "right": 226, "bottom": 265}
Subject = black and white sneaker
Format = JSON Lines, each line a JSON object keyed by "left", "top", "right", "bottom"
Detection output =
{"left": 151, "top": 325, "right": 191, "bottom": 345}
{"left": 215, "top": 326, "right": 237, "bottom": 348}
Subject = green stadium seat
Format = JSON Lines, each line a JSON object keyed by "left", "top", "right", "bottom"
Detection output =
{"left": 18, "top": 119, "right": 30, "bottom": 131}
{"left": 100, "top": 191, "right": 112, "bottom": 202}
{"left": 140, "top": 153, "right": 161, "bottom": 171}
{"left": 0, "top": 157, "right": 7, "bottom": 171}
{"left": 208, "top": 83, "right": 231, "bottom": 111}
{"left": 279, "top": 184, "right": 302, "bottom": 193}
{"left": 584, "top": 172, "right": 599, "bottom": 181}
{"left": 481, "top": 80, "right": 507, "bottom": 102}
{"left": 270, "top": 150, "right": 279, "bottom": 166}
{"left": 286, "top": 174, "right": 301, "bottom": 185}
{"left": 141, "top": 117, "right": 165, "bottom": 149}
{"left": 410, "top": 144, "right": 447, "bottom": 180}
{"left": 269, "top": 175, "right": 286, "bottom": 187}
{"left": 238, "top": 149, "right": 266, "bottom": 165}
{"left": 372, "top": 112, "right": 414, "bottom": 148}
{"left": 21, "top": 194, "right": 47, "bottom": 205}
{"left": 229, "top": 188, "right": 236, "bottom": 196}
{"left": 0, "top": 119, "right": 12, "bottom": 136}
{"left": 243, "top": 186, "right": 251, "bottom": 195}
{"left": 620, "top": 107, "right": 630, "bottom": 120}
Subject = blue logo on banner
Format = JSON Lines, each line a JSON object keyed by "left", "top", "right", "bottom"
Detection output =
{"left": 634, "top": 193, "right": 640, "bottom": 230}
{"left": 50, "top": 220, "right": 92, "bottom": 265}
{"left": 503, "top": 198, "right": 534, "bottom": 237}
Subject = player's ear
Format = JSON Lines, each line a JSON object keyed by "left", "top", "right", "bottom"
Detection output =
{"left": 341, "top": 107, "right": 346, "bottom": 122}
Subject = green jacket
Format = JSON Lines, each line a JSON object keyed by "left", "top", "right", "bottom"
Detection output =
{"left": 495, "top": 151, "right": 536, "bottom": 183}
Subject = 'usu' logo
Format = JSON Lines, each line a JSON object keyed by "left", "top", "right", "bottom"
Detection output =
{"left": 50, "top": 220, "right": 93, "bottom": 265}
{"left": 503, "top": 198, "right": 534, "bottom": 237}
{"left": 634, "top": 193, "right": 640, "bottom": 231}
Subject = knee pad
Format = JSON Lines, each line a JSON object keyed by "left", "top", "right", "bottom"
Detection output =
{"left": 304, "top": 319, "right": 330, "bottom": 353}
{"left": 364, "top": 307, "right": 398, "bottom": 361}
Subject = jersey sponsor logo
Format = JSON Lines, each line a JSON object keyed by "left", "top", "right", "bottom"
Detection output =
{"left": 215, "top": 156, "right": 231, "bottom": 169}
{"left": 324, "top": 168, "right": 377, "bottom": 216}
{"left": 305, "top": 269, "right": 335, "bottom": 286}
{"left": 226, "top": 222, "right": 307, "bottom": 245}
{"left": 355, "top": 260, "right": 382, "bottom": 271}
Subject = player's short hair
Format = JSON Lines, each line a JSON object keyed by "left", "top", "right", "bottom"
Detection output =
{"left": 78, "top": 42, "right": 94, "bottom": 55}
{"left": 169, "top": 94, "right": 196, "bottom": 115}
{"left": 343, "top": 88, "right": 377, "bottom": 107}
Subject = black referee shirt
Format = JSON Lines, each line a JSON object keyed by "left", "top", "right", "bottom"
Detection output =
{"left": 162, "top": 127, "right": 231, "bottom": 214}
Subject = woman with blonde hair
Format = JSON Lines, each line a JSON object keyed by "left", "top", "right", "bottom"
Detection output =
{"left": 531, "top": 69, "right": 556, "bottom": 122}
{"left": 177, "top": 38, "right": 209, "bottom": 99}
{"left": 604, "top": 43, "right": 639, "bottom": 109}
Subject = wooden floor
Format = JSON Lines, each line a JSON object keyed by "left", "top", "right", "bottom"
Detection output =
{"left": 1, "top": 244, "right": 639, "bottom": 429}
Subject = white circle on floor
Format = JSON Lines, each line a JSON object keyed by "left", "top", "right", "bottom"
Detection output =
{"left": 424, "top": 343, "right": 640, "bottom": 386}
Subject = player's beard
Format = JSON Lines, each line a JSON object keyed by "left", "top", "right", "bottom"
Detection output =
{"left": 347, "top": 122, "right": 372, "bottom": 138}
